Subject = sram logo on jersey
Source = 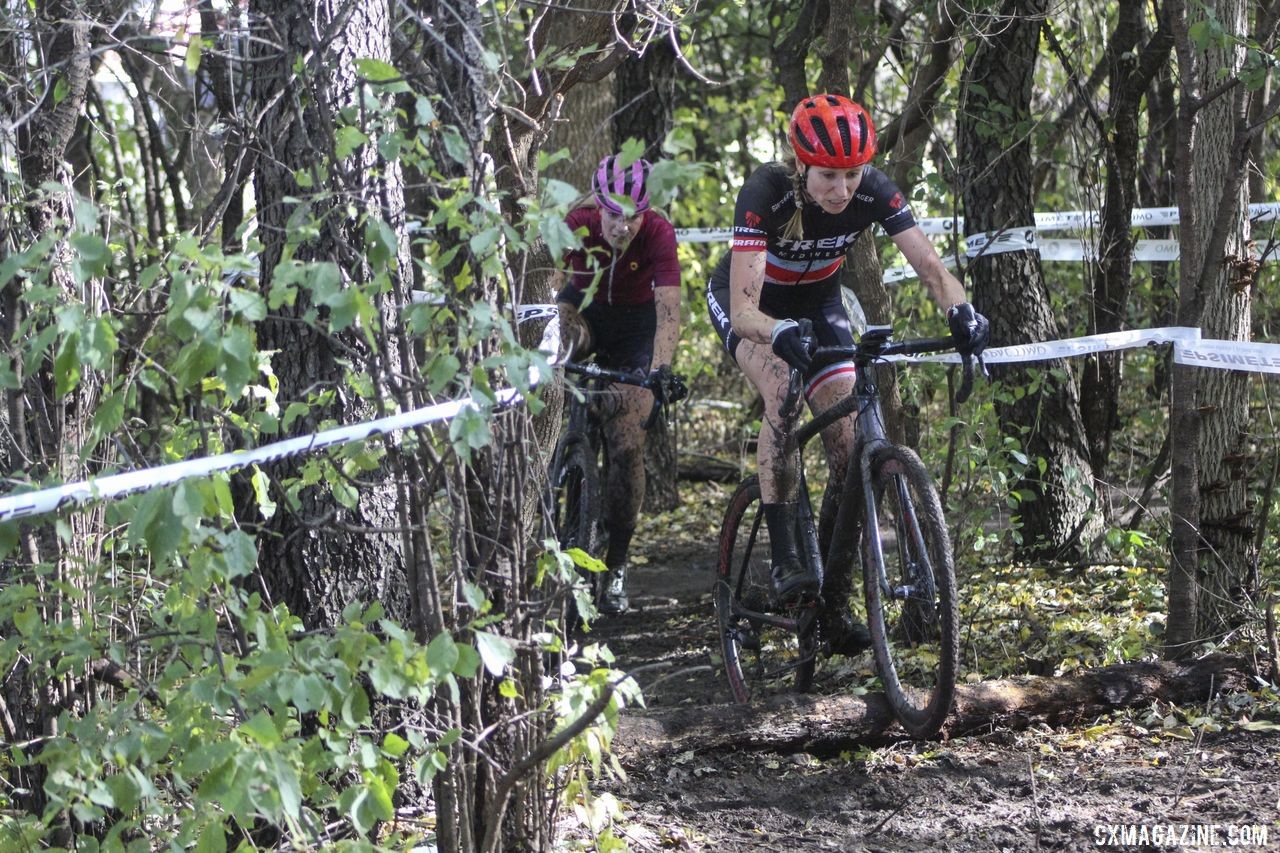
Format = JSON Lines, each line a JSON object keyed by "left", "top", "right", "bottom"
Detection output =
{"left": 775, "top": 230, "right": 862, "bottom": 253}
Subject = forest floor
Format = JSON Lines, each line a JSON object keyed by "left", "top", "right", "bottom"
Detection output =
{"left": 560, "top": 481, "right": 1280, "bottom": 852}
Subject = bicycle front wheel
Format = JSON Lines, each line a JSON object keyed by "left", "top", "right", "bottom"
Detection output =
{"left": 714, "top": 476, "right": 816, "bottom": 703}
{"left": 553, "top": 438, "right": 603, "bottom": 618}
{"left": 861, "top": 445, "right": 958, "bottom": 738}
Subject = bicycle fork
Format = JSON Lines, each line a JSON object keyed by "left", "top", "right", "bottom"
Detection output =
{"left": 860, "top": 450, "right": 935, "bottom": 607}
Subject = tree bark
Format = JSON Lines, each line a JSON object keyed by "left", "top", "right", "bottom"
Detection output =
{"left": 614, "top": 654, "right": 1256, "bottom": 759}
{"left": 610, "top": 41, "right": 682, "bottom": 512}
{"left": 0, "top": 2, "right": 104, "bottom": 827}
{"left": 957, "top": 1, "right": 1103, "bottom": 563}
{"left": 1166, "top": 0, "right": 1255, "bottom": 654}
{"left": 247, "top": 0, "right": 408, "bottom": 626}
{"left": 1075, "top": 5, "right": 1173, "bottom": 481}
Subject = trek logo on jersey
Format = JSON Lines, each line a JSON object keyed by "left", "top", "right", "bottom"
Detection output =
{"left": 744, "top": 210, "right": 762, "bottom": 228}
{"left": 890, "top": 192, "right": 905, "bottom": 210}
{"left": 775, "top": 230, "right": 862, "bottom": 253}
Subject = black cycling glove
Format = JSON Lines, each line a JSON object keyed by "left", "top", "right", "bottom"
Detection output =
{"left": 771, "top": 319, "right": 814, "bottom": 374}
{"left": 646, "top": 365, "right": 689, "bottom": 405}
{"left": 947, "top": 303, "right": 990, "bottom": 356}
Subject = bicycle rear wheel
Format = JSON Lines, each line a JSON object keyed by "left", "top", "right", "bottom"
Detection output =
{"left": 553, "top": 438, "right": 603, "bottom": 620}
{"left": 714, "top": 476, "right": 816, "bottom": 703}
{"left": 861, "top": 445, "right": 958, "bottom": 738}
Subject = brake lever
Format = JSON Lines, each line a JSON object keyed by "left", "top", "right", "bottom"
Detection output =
{"left": 954, "top": 351, "right": 989, "bottom": 404}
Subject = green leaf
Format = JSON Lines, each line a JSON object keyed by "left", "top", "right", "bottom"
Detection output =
{"left": 440, "top": 127, "right": 470, "bottom": 166}
{"left": 239, "top": 712, "right": 281, "bottom": 747}
{"left": 70, "top": 232, "right": 111, "bottom": 278}
{"left": 415, "top": 96, "right": 436, "bottom": 124}
{"left": 364, "top": 773, "right": 395, "bottom": 823}
{"left": 382, "top": 733, "right": 410, "bottom": 758}
{"left": 426, "top": 632, "right": 459, "bottom": 674}
{"left": 194, "top": 822, "right": 228, "bottom": 853}
{"left": 454, "top": 644, "right": 481, "bottom": 678}
{"left": 130, "top": 488, "right": 185, "bottom": 561}
{"left": 474, "top": 630, "right": 515, "bottom": 677}
{"left": 342, "top": 684, "right": 371, "bottom": 727}
{"left": 53, "top": 334, "right": 81, "bottom": 395}
{"left": 448, "top": 406, "right": 492, "bottom": 457}
{"left": 427, "top": 353, "right": 461, "bottom": 394}
{"left": 355, "top": 57, "right": 399, "bottom": 81}
{"left": 251, "top": 467, "right": 277, "bottom": 520}
{"left": 12, "top": 605, "right": 40, "bottom": 637}
{"left": 228, "top": 288, "right": 267, "bottom": 321}
{"left": 185, "top": 36, "right": 203, "bottom": 75}
{"left": 220, "top": 325, "right": 255, "bottom": 399}
{"left": 0, "top": 522, "right": 19, "bottom": 560}
{"left": 335, "top": 126, "right": 370, "bottom": 160}
{"left": 271, "top": 753, "right": 302, "bottom": 819}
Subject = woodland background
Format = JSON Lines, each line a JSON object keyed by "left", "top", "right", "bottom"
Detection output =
{"left": 0, "top": 0, "right": 1277, "bottom": 849}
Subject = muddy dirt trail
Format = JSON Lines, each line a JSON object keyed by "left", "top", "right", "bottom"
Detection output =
{"left": 572, "top": 521, "right": 1280, "bottom": 852}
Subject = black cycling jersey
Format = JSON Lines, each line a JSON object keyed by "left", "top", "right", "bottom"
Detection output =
{"left": 708, "top": 161, "right": 916, "bottom": 290}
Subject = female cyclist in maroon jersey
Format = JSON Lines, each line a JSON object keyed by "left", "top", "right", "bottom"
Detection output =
{"left": 706, "top": 94, "right": 988, "bottom": 652}
{"left": 553, "top": 154, "right": 683, "bottom": 615}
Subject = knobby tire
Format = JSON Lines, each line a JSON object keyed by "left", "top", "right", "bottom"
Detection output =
{"left": 715, "top": 476, "right": 816, "bottom": 703}
{"left": 861, "top": 445, "right": 958, "bottom": 738}
{"left": 554, "top": 438, "right": 603, "bottom": 627}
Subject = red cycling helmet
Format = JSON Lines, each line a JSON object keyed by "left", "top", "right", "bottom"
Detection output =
{"left": 788, "top": 94, "right": 877, "bottom": 169}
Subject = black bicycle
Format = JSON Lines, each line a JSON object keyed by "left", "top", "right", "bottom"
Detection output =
{"left": 714, "top": 324, "right": 981, "bottom": 737}
{"left": 548, "top": 360, "right": 687, "bottom": 618}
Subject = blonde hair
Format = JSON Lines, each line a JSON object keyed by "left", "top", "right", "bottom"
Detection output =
{"left": 780, "top": 154, "right": 808, "bottom": 241}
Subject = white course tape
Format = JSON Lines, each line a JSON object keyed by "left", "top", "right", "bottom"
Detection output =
{"left": 965, "top": 227, "right": 1038, "bottom": 257}
{"left": 676, "top": 202, "right": 1280, "bottom": 244}
{"left": 891, "top": 327, "right": 1201, "bottom": 366}
{"left": 0, "top": 304, "right": 562, "bottom": 523}
{"left": 674, "top": 227, "right": 732, "bottom": 244}
{"left": 914, "top": 202, "right": 1280, "bottom": 235}
{"left": 884, "top": 239, "right": 1206, "bottom": 282}
{"left": 2, "top": 309, "right": 1276, "bottom": 524}
{"left": 1174, "top": 338, "right": 1280, "bottom": 374}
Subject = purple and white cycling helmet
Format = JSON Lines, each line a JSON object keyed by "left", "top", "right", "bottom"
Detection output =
{"left": 592, "top": 155, "right": 652, "bottom": 215}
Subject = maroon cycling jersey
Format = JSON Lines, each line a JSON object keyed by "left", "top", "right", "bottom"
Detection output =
{"left": 711, "top": 162, "right": 916, "bottom": 288}
{"left": 560, "top": 207, "right": 681, "bottom": 306}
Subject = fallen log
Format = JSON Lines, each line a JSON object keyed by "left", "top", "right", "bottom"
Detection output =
{"left": 676, "top": 452, "right": 740, "bottom": 484}
{"left": 613, "top": 653, "right": 1257, "bottom": 761}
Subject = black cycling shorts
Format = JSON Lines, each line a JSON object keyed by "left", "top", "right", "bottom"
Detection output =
{"left": 578, "top": 301, "right": 656, "bottom": 373}
{"left": 705, "top": 275, "right": 855, "bottom": 359}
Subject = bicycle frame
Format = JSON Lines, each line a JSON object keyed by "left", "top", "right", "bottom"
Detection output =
{"left": 780, "top": 330, "right": 966, "bottom": 603}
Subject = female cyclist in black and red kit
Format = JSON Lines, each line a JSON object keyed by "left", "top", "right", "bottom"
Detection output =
{"left": 706, "top": 94, "right": 989, "bottom": 653}
{"left": 553, "top": 155, "right": 682, "bottom": 615}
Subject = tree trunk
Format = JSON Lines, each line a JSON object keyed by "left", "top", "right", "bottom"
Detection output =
{"left": 0, "top": 2, "right": 103, "bottom": 828}
{"left": 1166, "top": 0, "right": 1254, "bottom": 654}
{"left": 1077, "top": 3, "right": 1172, "bottom": 481}
{"left": 246, "top": 0, "right": 408, "bottom": 626}
{"left": 614, "top": 654, "right": 1255, "bottom": 759}
{"left": 957, "top": 1, "right": 1103, "bottom": 563}
{"left": 610, "top": 41, "right": 682, "bottom": 512}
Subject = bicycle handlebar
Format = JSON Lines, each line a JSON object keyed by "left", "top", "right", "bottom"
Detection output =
{"left": 780, "top": 328, "right": 988, "bottom": 417}
{"left": 561, "top": 360, "right": 689, "bottom": 430}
